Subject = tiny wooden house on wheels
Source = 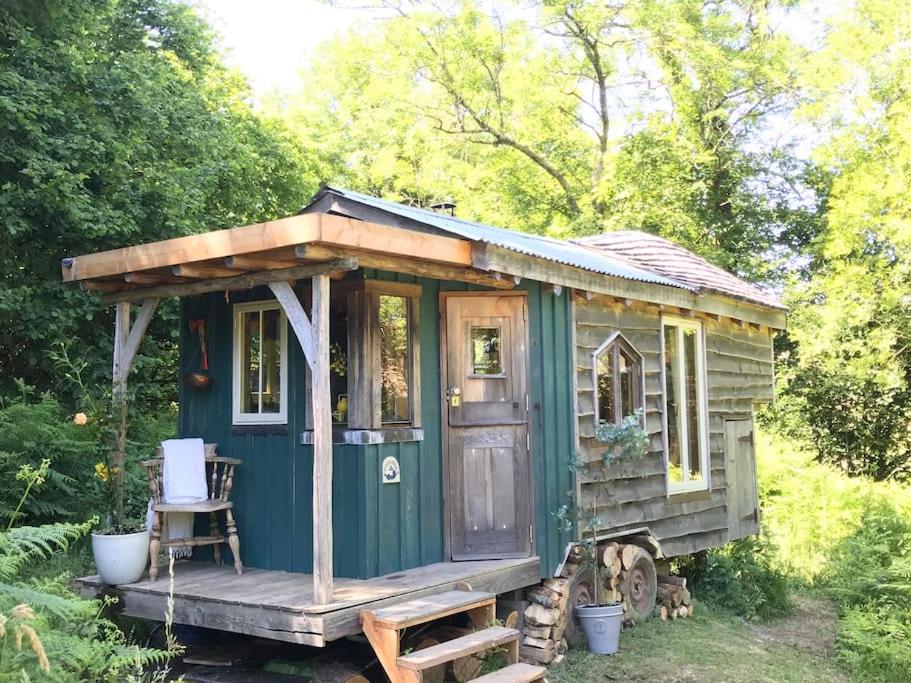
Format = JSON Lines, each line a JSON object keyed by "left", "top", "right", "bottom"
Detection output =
{"left": 66, "top": 186, "right": 785, "bottom": 654}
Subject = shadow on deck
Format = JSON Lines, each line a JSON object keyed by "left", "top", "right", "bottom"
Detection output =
{"left": 77, "top": 557, "right": 540, "bottom": 647}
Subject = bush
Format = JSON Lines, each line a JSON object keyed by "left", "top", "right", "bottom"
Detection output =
{"left": 836, "top": 606, "right": 911, "bottom": 682}
{"left": 756, "top": 427, "right": 911, "bottom": 680}
{"left": 818, "top": 501, "right": 911, "bottom": 680}
{"left": 0, "top": 460, "right": 178, "bottom": 680}
{"left": 677, "top": 537, "right": 793, "bottom": 622}
{"left": 0, "top": 389, "right": 177, "bottom": 529}
{"left": 0, "top": 392, "right": 103, "bottom": 526}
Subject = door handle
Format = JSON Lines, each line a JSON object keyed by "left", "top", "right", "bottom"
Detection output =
{"left": 447, "top": 386, "right": 461, "bottom": 407}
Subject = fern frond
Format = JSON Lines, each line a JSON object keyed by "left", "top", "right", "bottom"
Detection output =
{"left": 0, "top": 521, "right": 93, "bottom": 580}
{"left": 0, "top": 581, "right": 96, "bottom": 622}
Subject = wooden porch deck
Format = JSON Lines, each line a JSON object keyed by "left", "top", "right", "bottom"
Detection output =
{"left": 77, "top": 557, "right": 540, "bottom": 647}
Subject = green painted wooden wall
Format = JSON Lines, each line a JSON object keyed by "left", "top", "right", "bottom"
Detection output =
{"left": 178, "top": 271, "right": 575, "bottom": 580}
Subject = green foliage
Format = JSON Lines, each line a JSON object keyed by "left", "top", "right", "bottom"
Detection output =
{"left": 0, "top": 0, "right": 321, "bottom": 410}
{"left": 677, "top": 537, "right": 793, "bottom": 622}
{"left": 283, "top": 0, "right": 808, "bottom": 279}
{"left": 836, "top": 606, "right": 911, "bottom": 683}
{"left": 0, "top": 389, "right": 174, "bottom": 531}
{"left": 773, "top": 0, "right": 911, "bottom": 481}
{"left": 594, "top": 411, "right": 650, "bottom": 465}
{"left": 0, "top": 393, "right": 101, "bottom": 526}
{"left": 816, "top": 502, "right": 911, "bottom": 681}
{"left": 0, "top": 465, "right": 176, "bottom": 680}
{"left": 757, "top": 427, "right": 911, "bottom": 680}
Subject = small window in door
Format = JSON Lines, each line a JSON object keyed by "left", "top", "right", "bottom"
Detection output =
{"left": 470, "top": 326, "right": 503, "bottom": 376}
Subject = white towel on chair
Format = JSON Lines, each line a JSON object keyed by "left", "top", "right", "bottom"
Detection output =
{"left": 160, "top": 438, "right": 207, "bottom": 552}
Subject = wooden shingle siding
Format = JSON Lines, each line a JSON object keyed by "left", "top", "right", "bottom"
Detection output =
{"left": 573, "top": 297, "right": 774, "bottom": 557}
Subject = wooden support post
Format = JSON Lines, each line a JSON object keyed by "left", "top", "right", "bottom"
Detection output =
{"left": 267, "top": 277, "right": 334, "bottom": 602}
{"left": 112, "top": 301, "right": 130, "bottom": 526}
{"left": 311, "top": 273, "right": 333, "bottom": 604}
{"left": 110, "top": 298, "right": 159, "bottom": 526}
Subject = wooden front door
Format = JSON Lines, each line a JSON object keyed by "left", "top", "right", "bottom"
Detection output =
{"left": 725, "top": 417, "right": 760, "bottom": 540}
{"left": 443, "top": 294, "right": 533, "bottom": 560}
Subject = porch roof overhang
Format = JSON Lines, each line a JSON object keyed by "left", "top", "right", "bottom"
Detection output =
{"left": 60, "top": 206, "right": 786, "bottom": 329}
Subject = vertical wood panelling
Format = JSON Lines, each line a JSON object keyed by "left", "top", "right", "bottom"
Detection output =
{"left": 178, "top": 271, "right": 575, "bottom": 581}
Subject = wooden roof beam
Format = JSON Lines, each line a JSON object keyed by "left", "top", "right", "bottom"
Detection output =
{"left": 294, "top": 244, "right": 515, "bottom": 291}
{"left": 172, "top": 264, "right": 237, "bottom": 279}
{"left": 124, "top": 272, "right": 186, "bottom": 285}
{"left": 101, "top": 259, "right": 358, "bottom": 304}
{"left": 225, "top": 255, "right": 298, "bottom": 271}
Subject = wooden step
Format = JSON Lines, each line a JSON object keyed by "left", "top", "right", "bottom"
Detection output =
{"left": 370, "top": 590, "right": 495, "bottom": 630}
{"left": 396, "top": 626, "right": 519, "bottom": 671}
{"left": 472, "top": 662, "right": 548, "bottom": 682}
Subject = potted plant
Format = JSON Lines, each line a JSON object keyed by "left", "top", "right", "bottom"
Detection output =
{"left": 58, "top": 346, "right": 150, "bottom": 585}
{"left": 555, "top": 411, "right": 648, "bottom": 654}
{"left": 90, "top": 443, "right": 150, "bottom": 585}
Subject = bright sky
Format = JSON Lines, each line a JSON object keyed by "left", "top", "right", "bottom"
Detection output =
{"left": 195, "top": 0, "right": 371, "bottom": 99}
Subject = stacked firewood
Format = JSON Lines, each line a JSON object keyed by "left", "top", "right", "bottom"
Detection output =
{"left": 519, "top": 578, "right": 570, "bottom": 665}
{"left": 656, "top": 575, "right": 695, "bottom": 620}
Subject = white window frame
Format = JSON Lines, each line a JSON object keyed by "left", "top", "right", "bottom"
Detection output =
{"left": 660, "top": 316, "right": 710, "bottom": 494}
{"left": 232, "top": 300, "right": 288, "bottom": 425}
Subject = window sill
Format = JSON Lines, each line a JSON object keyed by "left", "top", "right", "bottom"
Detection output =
{"left": 231, "top": 424, "right": 289, "bottom": 436}
{"left": 300, "top": 428, "right": 424, "bottom": 445}
{"left": 666, "top": 488, "right": 712, "bottom": 504}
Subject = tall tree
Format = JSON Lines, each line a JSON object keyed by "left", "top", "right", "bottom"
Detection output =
{"left": 285, "top": 0, "right": 807, "bottom": 278}
{"left": 0, "top": 0, "right": 322, "bottom": 401}
{"left": 775, "top": 0, "right": 911, "bottom": 480}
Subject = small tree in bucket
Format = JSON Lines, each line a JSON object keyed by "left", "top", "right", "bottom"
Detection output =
{"left": 554, "top": 410, "right": 648, "bottom": 653}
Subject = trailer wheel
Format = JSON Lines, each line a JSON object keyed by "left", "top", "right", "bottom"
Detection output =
{"left": 564, "top": 566, "right": 596, "bottom": 649}
{"left": 620, "top": 547, "right": 657, "bottom": 622}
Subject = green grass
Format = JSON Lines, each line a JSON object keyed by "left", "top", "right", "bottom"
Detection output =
{"left": 549, "top": 604, "right": 852, "bottom": 683}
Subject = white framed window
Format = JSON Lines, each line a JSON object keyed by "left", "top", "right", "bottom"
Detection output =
{"left": 232, "top": 301, "right": 288, "bottom": 425}
{"left": 661, "top": 316, "right": 709, "bottom": 493}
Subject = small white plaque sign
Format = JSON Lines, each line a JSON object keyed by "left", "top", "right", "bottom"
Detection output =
{"left": 381, "top": 456, "right": 401, "bottom": 484}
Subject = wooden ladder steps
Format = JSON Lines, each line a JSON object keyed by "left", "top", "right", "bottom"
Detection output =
{"left": 472, "top": 662, "right": 548, "bottom": 682}
{"left": 371, "top": 590, "right": 496, "bottom": 630}
{"left": 396, "top": 625, "right": 519, "bottom": 672}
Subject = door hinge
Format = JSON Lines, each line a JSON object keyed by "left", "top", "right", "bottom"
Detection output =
{"left": 526, "top": 432, "right": 531, "bottom": 451}
{"left": 525, "top": 393, "right": 530, "bottom": 412}
{"left": 523, "top": 303, "right": 527, "bottom": 321}
{"left": 529, "top": 524, "right": 534, "bottom": 547}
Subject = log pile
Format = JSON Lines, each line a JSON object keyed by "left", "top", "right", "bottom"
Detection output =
{"left": 519, "top": 578, "right": 570, "bottom": 665}
{"left": 655, "top": 574, "right": 695, "bottom": 620}
{"left": 591, "top": 541, "right": 657, "bottom": 623}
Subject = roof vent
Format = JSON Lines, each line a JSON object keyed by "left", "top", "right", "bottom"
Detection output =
{"left": 430, "top": 200, "right": 456, "bottom": 216}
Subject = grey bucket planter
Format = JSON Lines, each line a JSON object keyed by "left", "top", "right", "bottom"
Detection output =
{"left": 576, "top": 602, "right": 623, "bottom": 654}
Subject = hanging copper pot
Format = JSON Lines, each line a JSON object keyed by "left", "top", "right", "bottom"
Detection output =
{"left": 185, "top": 319, "right": 212, "bottom": 389}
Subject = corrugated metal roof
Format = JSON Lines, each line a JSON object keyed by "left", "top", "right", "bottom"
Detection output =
{"left": 576, "top": 232, "right": 786, "bottom": 310}
{"left": 306, "top": 186, "right": 783, "bottom": 311}
{"left": 311, "top": 186, "right": 689, "bottom": 290}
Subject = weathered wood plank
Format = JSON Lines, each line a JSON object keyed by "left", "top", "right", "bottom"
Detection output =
{"left": 311, "top": 273, "right": 333, "bottom": 605}
{"left": 317, "top": 559, "right": 540, "bottom": 641}
{"left": 100, "top": 259, "right": 357, "bottom": 304}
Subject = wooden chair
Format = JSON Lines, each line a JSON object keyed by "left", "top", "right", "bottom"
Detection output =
{"left": 142, "top": 444, "right": 243, "bottom": 581}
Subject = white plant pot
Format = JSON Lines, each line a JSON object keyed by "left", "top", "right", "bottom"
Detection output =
{"left": 91, "top": 529, "right": 150, "bottom": 585}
